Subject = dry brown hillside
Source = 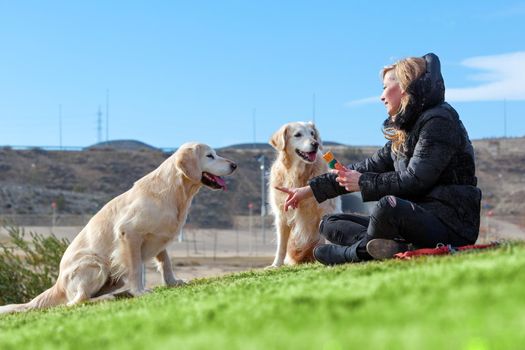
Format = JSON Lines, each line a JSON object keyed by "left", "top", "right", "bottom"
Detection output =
{"left": 472, "top": 137, "right": 525, "bottom": 227}
{"left": 0, "top": 138, "right": 523, "bottom": 228}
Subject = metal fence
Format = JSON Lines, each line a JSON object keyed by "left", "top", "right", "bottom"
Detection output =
{"left": 0, "top": 214, "right": 277, "bottom": 258}
{"left": 1, "top": 212, "right": 523, "bottom": 259}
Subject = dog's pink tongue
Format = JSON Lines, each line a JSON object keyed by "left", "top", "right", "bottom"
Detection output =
{"left": 308, "top": 152, "right": 317, "bottom": 162}
{"left": 213, "top": 174, "right": 227, "bottom": 190}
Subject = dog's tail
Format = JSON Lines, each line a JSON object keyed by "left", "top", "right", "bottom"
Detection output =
{"left": 287, "top": 237, "right": 320, "bottom": 264}
{"left": 0, "top": 284, "right": 66, "bottom": 315}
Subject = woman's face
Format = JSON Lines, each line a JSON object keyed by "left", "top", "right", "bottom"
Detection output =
{"left": 380, "top": 70, "right": 403, "bottom": 118}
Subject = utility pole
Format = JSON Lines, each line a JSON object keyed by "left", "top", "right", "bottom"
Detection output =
{"left": 257, "top": 155, "right": 267, "bottom": 244}
{"left": 252, "top": 108, "right": 257, "bottom": 149}
{"left": 248, "top": 202, "right": 254, "bottom": 255}
{"left": 58, "top": 104, "right": 63, "bottom": 149}
{"left": 106, "top": 89, "right": 110, "bottom": 142}
{"left": 503, "top": 98, "right": 507, "bottom": 138}
{"left": 51, "top": 201, "right": 57, "bottom": 231}
{"left": 97, "top": 106, "right": 103, "bottom": 143}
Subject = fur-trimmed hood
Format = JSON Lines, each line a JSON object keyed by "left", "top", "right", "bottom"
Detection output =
{"left": 384, "top": 53, "right": 445, "bottom": 131}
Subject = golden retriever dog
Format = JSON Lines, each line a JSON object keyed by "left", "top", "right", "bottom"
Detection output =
{"left": 0, "top": 142, "right": 237, "bottom": 314}
{"left": 268, "top": 122, "right": 341, "bottom": 267}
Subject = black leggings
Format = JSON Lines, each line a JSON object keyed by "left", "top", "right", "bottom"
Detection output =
{"left": 319, "top": 195, "right": 470, "bottom": 258}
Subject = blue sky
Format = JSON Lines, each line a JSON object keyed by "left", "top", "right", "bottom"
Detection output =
{"left": 0, "top": 1, "right": 524, "bottom": 149}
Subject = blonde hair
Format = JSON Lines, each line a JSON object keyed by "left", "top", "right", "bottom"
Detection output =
{"left": 381, "top": 57, "right": 426, "bottom": 154}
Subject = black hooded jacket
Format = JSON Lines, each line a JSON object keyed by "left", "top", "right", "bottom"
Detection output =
{"left": 309, "top": 53, "right": 482, "bottom": 244}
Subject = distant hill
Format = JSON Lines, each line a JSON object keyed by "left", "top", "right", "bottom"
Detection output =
{"left": 86, "top": 140, "right": 159, "bottom": 151}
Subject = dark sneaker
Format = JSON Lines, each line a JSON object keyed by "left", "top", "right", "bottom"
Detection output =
{"left": 366, "top": 239, "right": 409, "bottom": 260}
{"left": 313, "top": 244, "right": 361, "bottom": 266}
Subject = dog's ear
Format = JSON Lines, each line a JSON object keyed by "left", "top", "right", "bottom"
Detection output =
{"left": 269, "top": 124, "right": 289, "bottom": 151}
{"left": 175, "top": 144, "right": 202, "bottom": 182}
{"left": 308, "top": 121, "right": 323, "bottom": 150}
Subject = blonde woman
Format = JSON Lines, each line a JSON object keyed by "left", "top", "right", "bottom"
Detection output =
{"left": 277, "top": 53, "right": 482, "bottom": 264}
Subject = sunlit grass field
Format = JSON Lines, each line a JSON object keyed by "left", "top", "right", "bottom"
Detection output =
{"left": 1, "top": 243, "right": 524, "bottom": 350}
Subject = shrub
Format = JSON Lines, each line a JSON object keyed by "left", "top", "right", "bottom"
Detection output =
{"left": 0, "top": 225, "right": 69, "bottom": 304}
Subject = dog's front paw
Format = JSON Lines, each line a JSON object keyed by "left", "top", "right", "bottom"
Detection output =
{"left": 129, "top": 288, "right": 152, "bottom": 297}
{"left": 166, "top": 278, "right": 186, "bottom": 287}
{"left": 264, "top": 264, "right": 281, "bottom": 270}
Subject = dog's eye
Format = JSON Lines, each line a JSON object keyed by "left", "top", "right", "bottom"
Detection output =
{"left": 206, "top": 154, "right": 215, "bottom": 159}
{"left": 310, "top": 131, "right": 315, "bottom": 136}
{"left": 294, "top": 133, "right": 302, "bottom": 138}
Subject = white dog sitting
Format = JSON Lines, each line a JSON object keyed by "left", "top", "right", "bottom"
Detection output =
{"left": 268, "top": 122, "right": 341, "bottom": 267}
{"left": 0, "top": 142, "right": 237, "bottom": 314}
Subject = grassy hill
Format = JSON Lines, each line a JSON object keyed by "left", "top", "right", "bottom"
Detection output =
{"left": 1, "top": 243, "right": 524, "bottom": 349}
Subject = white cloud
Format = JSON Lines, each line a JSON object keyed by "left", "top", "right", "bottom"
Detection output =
{"left": 345, "top": 51, "right": 525, "bottom": 107}
{"left": 446, "top": 51, "right": 525, "bottom": 102}
{"left": 344, "top": 96, "right": 378, "bottom": 107}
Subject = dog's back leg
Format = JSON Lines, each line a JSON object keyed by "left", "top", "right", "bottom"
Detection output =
{"left": 66, "top": 288, "right": 89, "bottom": 306}
{"left": 287, "top": 234, "right": 318, "bottom": 264}
{"left": 62, "top": 255, "right": 110, "bottom": 306}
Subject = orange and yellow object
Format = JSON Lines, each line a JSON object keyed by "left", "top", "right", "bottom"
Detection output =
{"left": 322, "top": 151, "right": 345, "bottom": 171}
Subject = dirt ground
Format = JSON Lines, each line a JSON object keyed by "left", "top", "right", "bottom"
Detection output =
{"left": 143, "top": 256, "right": 273, "bottom": 288}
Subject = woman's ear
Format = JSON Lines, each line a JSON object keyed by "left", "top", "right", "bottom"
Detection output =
{"left": 269, "top": 124, "right": 289, "bottom": 151}
{"left": 175, "top": 145, "right": 202, "bottom": 182}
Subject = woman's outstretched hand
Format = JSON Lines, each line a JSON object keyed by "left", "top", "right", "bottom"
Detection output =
{"left": 275, "top": 185, "right": 314, "bottom": 212}
{"left": 333, "top": 168, "right": 362, "bottom": 192}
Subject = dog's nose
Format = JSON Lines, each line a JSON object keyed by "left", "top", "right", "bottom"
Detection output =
{"left": 311, "top": 141, "right": 319, "bottom": 149}
{"left": 230, "top": 162, "right": 238, "bottom": 171}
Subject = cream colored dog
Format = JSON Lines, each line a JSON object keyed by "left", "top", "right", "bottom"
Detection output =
{"left": 0, "top": 142, "right": 237, "bottom": 314}
{"left": 268, "top": 122, "right": 341, "bottom": 267}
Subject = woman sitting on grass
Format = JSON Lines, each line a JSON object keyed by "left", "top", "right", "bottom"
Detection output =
{"left": 277, "top": 53, "right": 482, "bottom": 265}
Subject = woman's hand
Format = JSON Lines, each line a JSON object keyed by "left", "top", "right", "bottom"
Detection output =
{"left": 275, "top": 185, "right": 314, "bottom": 212}
{"left": 333, "top": 168, "right": 362, "bottom": 192}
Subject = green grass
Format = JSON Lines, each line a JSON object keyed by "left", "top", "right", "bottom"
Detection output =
{"left": 1, "top": 243, "right": 524, "bottom": 350}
